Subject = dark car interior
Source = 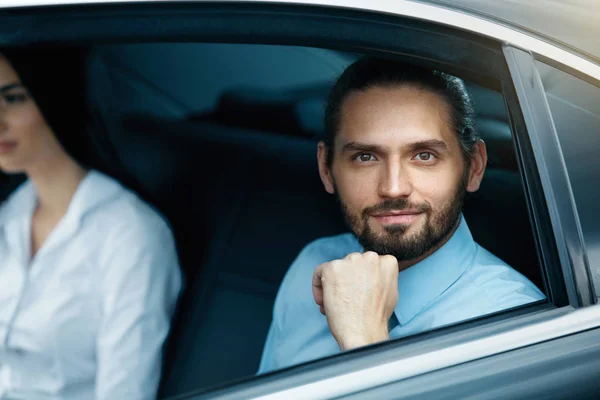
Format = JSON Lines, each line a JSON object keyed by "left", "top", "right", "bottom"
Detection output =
{"left": 0, "top": 42, "right": 544, "bottom": 398}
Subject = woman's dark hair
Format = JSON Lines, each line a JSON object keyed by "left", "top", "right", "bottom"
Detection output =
{"left": 1, "top": 47, "right": 155, "bottom": 206}
{"left": 324, "top": 57, "right": 479, "bottom": 166}
{"left": 1, "top": 47, "right": 99, "bottom": 169}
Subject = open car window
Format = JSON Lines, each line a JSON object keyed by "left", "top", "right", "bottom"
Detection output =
{"left": 80, "top": 41, "right": 552, "bottom": 396}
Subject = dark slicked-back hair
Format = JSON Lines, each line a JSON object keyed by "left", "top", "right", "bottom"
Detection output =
{"left": 323, "top": 57, "right": 479, "bottom": 167}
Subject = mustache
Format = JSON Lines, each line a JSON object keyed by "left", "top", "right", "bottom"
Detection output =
{"left": 362, "top": 198, "right": 431, "bottom": 216}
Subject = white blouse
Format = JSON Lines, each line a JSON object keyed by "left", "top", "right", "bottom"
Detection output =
{"left": 0, "top": 171, "right": 182, "bottom": 399}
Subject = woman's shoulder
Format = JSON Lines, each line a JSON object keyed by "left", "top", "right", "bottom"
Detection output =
{"left": 83, "top": 170, "right": 172, "bottom": 237}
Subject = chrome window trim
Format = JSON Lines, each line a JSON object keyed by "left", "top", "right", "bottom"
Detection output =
{"left": 253, "top": 304, "right": 600, "bottom": 399}
{"left": 3, "top": 0, "right": 600, "bottom": 82}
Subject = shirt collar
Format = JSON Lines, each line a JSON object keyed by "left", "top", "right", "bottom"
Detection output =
{"left": 0, "top": 180, "right": 37, "bottom": 228}
{"left": 394, "top": 214, "right": 477, "bottom": 326}
{"left": 0, "top": 170, "right": 122, "bottom": 230}
{"left": 64, "top": 170, "right": 122, "bottom": 225}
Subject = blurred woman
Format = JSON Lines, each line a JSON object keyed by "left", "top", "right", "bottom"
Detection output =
{"left": 0, "top": 49, "right": 182, "bottom": 399}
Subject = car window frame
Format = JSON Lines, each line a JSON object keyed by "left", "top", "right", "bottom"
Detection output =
{"left": 335, "top": 322, "right": 600, "bottom": 399}
{"left": 0, "top": 2, "right": 567, "bottom": 302}
{"left": 503, "top": 45, "right": 596, "bottom": 307}
{"left": 531, "top": 55, "right": 600, "bottom": 300}
{"left": 0, "top": 2, "right": 594, "bottom": 399}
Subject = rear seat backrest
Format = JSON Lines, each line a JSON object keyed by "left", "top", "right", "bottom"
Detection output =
{"left": 115, "top": 115, "right": 542, "bottom": 397}
{"left": 120, "top": 116, "right": 348, "bottom": 395}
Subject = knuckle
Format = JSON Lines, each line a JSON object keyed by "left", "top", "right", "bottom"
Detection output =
{"left": 318, "top": 261, "right": 331, "bottom": 271}
{"left": 380, "top": 254, "right": 398, "bottom": 267}
{"left": 327, "top": 260, "right": 343, "bottom": 275}
{"left": 347, "top": 252, "right": 362, "bottom": 261}
{"left": 320, "top": 262, "right": 333, "bottom": 277}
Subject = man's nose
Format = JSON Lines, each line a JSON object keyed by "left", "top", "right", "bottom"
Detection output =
{"left": 377, "top": 161, "right": 412, "bottom": 199}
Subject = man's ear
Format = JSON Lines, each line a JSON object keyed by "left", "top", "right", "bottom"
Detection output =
{"left": 466, "top": 139, "right": 487, "bottom": 193}
{"left": 317, "top": 141, "right": 335, "bottom": 194}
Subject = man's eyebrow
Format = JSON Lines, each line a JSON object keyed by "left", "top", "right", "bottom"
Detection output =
{"left": 408, "top": 139, "right": 449, "bottom": 152}
{"left": 0, "top": 83, "right": 24, "bottom": 93}
{"left": 341, "top": 142, "right": 386, "bottom": 153}
{"left": 340, "top": 140, "right": 449, "bottom": 154}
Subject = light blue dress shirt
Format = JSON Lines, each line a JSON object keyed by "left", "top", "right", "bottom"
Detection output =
{"left": 258, "top": 215, "right": 545, "bottom": 373}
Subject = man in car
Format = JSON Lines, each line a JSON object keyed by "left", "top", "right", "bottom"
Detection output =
{"left": 258, "top": 58, "right": 545, "bottom": 373}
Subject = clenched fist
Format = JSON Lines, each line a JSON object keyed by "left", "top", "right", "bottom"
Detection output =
{"left": 312, "top": 251, "right": 399, "bottom": 350}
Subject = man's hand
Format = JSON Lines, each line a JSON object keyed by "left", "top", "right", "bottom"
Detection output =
{"left": 312, "top": 252, "right": 399, "bottom": 351}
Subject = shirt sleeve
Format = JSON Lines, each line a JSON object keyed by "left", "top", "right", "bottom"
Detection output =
{"left": 257, "top": 252, "right": 301, "bottom": 375}
{"left": 256, "top": 238, "right": 322, "bottom": 375}
{"left": 257, "top": 235, "right": 356, "bottom": 375}
{"left": 95, "top": 218, "right": 182, "bottom": 400}
{"left": 257, "top": 319, "right": 280, "bottom": 374}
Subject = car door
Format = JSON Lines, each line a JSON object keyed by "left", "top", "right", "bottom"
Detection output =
{"left": 1, "top": 1, "right": 598, "bottom": 399}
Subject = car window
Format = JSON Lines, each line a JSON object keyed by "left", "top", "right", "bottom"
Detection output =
{"left": 85, "top": 43, "right": 550, "bottom": 397}
{"left": 535, "top": 60, "right": 600, "bottom": 298}
{"left": 0, "top": 40, "right": 558, "bottom": 399}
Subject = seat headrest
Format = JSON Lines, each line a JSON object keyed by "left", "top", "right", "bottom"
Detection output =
{"left": 192, "top": 85, "right": 330, "bottom": 139}
{"left": 193, "top": 85, "right": 518, "bottom": 170}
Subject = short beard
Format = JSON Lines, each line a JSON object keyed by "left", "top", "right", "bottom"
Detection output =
{"left": 336, "top": 171, "right": 468, "bottom": 262}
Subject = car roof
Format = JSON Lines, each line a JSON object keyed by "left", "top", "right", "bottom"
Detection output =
{"left": 422, "top": 0, "right": 600, "bottom": 66}
{"left": 3, "top": 0, "right": 600, "bottom": 81}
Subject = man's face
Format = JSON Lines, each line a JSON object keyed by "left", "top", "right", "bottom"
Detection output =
{"left": 318, "top": 84, "right": 485, "bottom": 263}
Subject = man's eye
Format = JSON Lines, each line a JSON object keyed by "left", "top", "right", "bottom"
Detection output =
{"left": 3, "top": 93, "right": 28, "bottom": 104}
{"left": 353, "top": 153, "right": 376, "bottom": 162}
{"left": 414, "top": 152, "right": 435, "bottom": 162}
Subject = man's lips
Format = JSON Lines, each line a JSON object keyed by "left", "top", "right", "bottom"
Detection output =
{"left": 370, "top": 210, "right": 423, "bottom": 225}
